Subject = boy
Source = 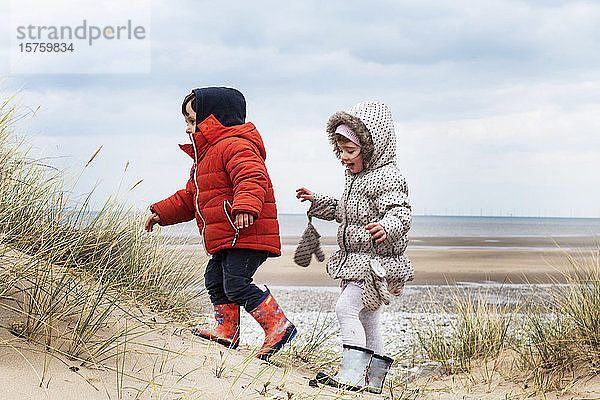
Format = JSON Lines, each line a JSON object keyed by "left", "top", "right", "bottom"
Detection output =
{"left": 145, "top": 87, "right": 296, "bottom": 360}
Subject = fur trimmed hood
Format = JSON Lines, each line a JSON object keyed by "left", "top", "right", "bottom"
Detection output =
{"left": 326, "top": 102, "right": 396, "bottom": 171}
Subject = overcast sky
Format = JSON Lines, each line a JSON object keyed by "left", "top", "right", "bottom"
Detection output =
{"left": 1, "top": 0, "right": 599, "bottom": 217}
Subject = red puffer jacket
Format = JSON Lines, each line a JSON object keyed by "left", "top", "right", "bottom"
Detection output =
{"left": 151, "top": 114, "right": 281, "bottom": 256}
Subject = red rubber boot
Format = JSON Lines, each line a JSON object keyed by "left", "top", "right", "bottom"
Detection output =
{"left": 192, "top": 303, "right": 240, "bottom": 349}
{"left": 249, "top": 293, "right": 297, "bottom": 360}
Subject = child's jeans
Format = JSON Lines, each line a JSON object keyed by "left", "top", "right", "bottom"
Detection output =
{"left": 335, "top": 280, "right": 384, "bottom": 354}
{"left": 204, "top": 248, "right": 269, "bottom": 312}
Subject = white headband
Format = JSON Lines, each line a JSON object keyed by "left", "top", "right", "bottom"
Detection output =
{"left": 334, "top": 124, "right": 361, "bottom": 147}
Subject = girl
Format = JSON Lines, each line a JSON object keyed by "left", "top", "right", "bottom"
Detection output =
{"left": 296, "top": 101, "right": 413, "bottom": 393}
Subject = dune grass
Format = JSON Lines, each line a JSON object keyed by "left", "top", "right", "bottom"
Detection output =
{"left": 270, "top": 310, "right": 340, "bottom": 371}
{"left": 512, "top": 247, "right": 600, "bottom": 393}
{"left": 0, "top": 92, "right": 205, "bottom": 366}
{"left": 415, "top": 289, "right": 513, "bottom": 374}
{"left": 413, "top": 246, "right": 600, "bottom": 396}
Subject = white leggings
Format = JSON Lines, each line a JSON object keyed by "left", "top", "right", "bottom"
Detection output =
{"left": 335, "top": 282, "right": 384, "bottom": 355}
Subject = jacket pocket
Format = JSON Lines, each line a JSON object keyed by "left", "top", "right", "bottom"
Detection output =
{"left": 223, "top": 200, "right": 240, "bottom": 246}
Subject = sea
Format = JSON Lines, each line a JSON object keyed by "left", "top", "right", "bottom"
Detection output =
{"left": 161, "top": 214, "right": 600, "bottom": 239}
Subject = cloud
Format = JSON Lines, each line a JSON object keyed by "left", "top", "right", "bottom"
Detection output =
{"left": 1, "top": 0, "right": 600, "bottom": 217}
{"left": 395, "top": 92, "right": 600, "bottom": 216}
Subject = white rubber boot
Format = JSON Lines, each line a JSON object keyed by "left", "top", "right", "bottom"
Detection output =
{"left": 365, "top": 353, "right": 394, "bottom": 394}
{"left": 315, "top": 345, "right": 373, "bottom": 391}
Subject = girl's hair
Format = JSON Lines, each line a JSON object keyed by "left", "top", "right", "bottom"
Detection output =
{"left": 333, "top": 133, "right": 353, "bottom": 144}
{"left": 182, "top": 92, "right": 195, "bottom": 116}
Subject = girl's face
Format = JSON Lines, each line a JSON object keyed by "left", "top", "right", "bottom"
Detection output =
{"left": 184, "top": 101, "right": 196, "bottom": 134}
{"left": 337, "top": 140, "right": 364, "bottom": 173}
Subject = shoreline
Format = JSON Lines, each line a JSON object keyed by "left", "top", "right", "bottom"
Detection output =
{"left": 174, "top": 235, "right": 596, "bottom": 286}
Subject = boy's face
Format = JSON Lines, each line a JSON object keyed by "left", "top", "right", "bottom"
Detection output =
{"left": 336, "top": 140, "right": 364, "bottom": 173}
{"left": 184, "top": 101, "right": 196, "bottom": 134}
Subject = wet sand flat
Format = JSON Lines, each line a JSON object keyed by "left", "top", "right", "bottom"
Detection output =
{"left": 177, "top": 235, "right": 597, "bottom": 286}
{"left": 253, "top": 247, "right": 583, "bottom": 286}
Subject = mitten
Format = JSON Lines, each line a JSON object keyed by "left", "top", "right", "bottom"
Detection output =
{"left": 294, "top": 217, "right": 324, "bottom": 267}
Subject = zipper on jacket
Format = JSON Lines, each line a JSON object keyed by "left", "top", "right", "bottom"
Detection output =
{"left": 189, "top": 134, "right": 209, "bottom": 254}
{"left": 223, "top": 200, "right": 240, "bottom": 247}
{"left": 337, "top": 174, "right": 356, "bottom": 276}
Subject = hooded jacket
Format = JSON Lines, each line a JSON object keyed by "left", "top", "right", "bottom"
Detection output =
{"left": 309, "top": 102, "right": 413, "bottom": 310}
{"left": 151, "top": 87, "right": 281, "bottom": 256}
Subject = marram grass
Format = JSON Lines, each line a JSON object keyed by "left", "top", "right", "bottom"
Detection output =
{"left": 513, "top": 247, "right": 600, "bottom": 393}
{"left": 415, "top": 289, "right": 512, "bottom": 374}
{"left": 414, "top": 247, "right": 600, "bottom": 395}
{"left": 0, "top": 93, "right": 204, "bottom": 363}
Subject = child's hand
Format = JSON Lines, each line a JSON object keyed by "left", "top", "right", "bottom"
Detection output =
{"left": 365, "top": 222, "right": 387, "bottom": 243}
{"left": 295, "top": 187, "right": 314, "bottom": 202}
{"left": 235, "top": 212, "right": 254, "bottom": 229}
{"left": 145, "top": 212, "right": 161, "bottom": 232}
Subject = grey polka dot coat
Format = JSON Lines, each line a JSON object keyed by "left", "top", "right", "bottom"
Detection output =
{"left": 309, "top": 102, "right": 414, "bottom": 310}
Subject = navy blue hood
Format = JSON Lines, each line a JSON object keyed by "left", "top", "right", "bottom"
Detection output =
{"left": 192, "top": 87, "right": 246, "bottom": 129}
